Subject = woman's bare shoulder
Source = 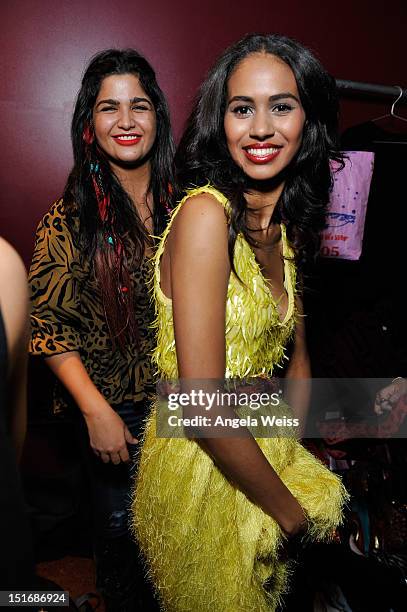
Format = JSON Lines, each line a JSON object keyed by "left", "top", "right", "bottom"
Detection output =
{"left": 170, "top": 192, "right": 228, "bottom": 245}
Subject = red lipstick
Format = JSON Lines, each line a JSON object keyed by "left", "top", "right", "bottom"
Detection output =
{"left": 243, "top": 143, "right": 281, "bottom": 164}
{"left": 112, "top": 134, "right": 142, "bottom": 147}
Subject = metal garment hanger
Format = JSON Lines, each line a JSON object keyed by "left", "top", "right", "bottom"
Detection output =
{"left": 371, "top": 86, "right": 407, "bottom": 143}
{"left": 371, "top": 86, "right": 407, "bottom": 123}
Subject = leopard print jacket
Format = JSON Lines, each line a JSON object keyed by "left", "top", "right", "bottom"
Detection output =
{"left": 29, "top": 199, "right": 155, "bottom": 414}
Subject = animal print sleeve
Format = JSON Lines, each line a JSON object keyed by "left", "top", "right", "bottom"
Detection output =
{"left": 29, "top": 200, "right": 85, "bottom": 356}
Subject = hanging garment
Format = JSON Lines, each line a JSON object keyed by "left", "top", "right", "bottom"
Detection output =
{"left": 320, "top": 151, "right": 374, "bottom": 260}
{"left": 306, "top": 120, "right": 407, "bottom": 380}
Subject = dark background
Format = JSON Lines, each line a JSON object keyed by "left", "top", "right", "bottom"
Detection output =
{"left": 1, "top": 0, "right": 406, "bottom": 264}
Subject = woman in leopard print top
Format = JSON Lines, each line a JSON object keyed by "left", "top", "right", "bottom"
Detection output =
{"left": 28, "top": 49, "right": 174, "bottom": 611}
{"left": 30, "top": 198, "right": 155, "bottom": 416}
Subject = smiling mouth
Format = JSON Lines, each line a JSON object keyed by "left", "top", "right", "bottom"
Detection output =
{"left": 243, "top": 145, "right": 282, "bottom": 164}
{"left": 112, "top": 134, "right": 142, "bottom": 146}
{"left": 246, "top": 146, "right": 279, "bottom": 156}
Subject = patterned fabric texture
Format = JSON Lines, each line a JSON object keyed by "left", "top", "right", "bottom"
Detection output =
{"left": 29, "top": 199, "right": 155, "bottom": 414}
{"left": 132, "top": 185, "right": 348, "bottom": 611}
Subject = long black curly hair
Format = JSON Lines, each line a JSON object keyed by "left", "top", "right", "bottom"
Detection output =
{"left": 63, "top": 48, "right": 175, "bottom": 348}
{"left": 175, "top": 33, "right": 343, "bottom": 272}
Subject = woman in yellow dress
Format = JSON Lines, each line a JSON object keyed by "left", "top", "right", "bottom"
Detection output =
{"left": 132, "top": 34, "right": 348, "bottom": 611}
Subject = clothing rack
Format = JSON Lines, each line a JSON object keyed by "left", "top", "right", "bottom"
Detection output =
{"left": 336, "top": 79, "right": 407, "bottom": 104}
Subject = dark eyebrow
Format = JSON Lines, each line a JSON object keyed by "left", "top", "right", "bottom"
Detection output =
{"left": 130, "top": 97, "right": 153, "bottom": 106}
{"left": 227, "top": 93, "right": 300, "bottom": 105}
{"left": 95, "top": 98, "right": 119, "bottom": 108}
{"left": 95, "top": 97, "right": 153, "bottom": 109}
{"left": 269, "top": 93, "right": 300, "bottom": 103}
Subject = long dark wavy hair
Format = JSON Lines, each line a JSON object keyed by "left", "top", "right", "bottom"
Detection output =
{"left": 64, "top": 48, "right": 175, "bottom": 349}
{"left": 175, "top": 34, "right": 343, "bottom": 272}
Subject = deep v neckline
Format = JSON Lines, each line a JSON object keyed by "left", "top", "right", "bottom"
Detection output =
{"left": 245, "top": 224, "right": 294, "bottom": 325}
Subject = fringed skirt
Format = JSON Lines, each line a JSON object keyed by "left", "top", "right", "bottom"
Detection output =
{"left": 132, "top": 405, "right": 348, "bottom": 612}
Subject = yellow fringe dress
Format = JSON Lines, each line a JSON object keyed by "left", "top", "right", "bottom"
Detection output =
{"left": 132, "top": 185, "right": 348, "bottom": 611}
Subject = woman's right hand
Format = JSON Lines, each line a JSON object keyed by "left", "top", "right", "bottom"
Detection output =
{"left": 83, "top": 400, "right": 138, "bottom": 464}
{"left": 44, "top": 352, "right": 138, "bottom": 465}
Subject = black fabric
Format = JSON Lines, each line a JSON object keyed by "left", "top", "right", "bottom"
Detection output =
{"left": 0, "top": 307, "right": 35, "bottom": 588}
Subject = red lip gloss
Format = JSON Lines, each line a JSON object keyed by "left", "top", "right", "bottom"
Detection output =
{"left": 243, "top": 148, "right": 281, "bottom": 164}
{"left": 112, "top": 135, "right": 141, "bottom": 147}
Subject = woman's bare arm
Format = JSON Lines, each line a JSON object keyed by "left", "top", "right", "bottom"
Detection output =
{"left": 45, "top": 352, "right": 138, "bottom": 463}
{"left": 0, "top": 238, "right": 28, "bottom": 462}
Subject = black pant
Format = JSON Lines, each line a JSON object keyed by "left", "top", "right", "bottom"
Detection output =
{"left": 78, "top": 401, "right": 160, "bottom": 612}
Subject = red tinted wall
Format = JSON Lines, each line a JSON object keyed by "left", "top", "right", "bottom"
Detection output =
{"left": 1, "top": 0, "right": 406, "bottom": 263}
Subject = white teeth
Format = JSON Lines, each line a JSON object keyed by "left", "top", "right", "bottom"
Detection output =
{"left": 116, "top": 135, "right": 139, "bottom": 140}
{"left": 247, "top": 147, "right": 278, "bottom": 156}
